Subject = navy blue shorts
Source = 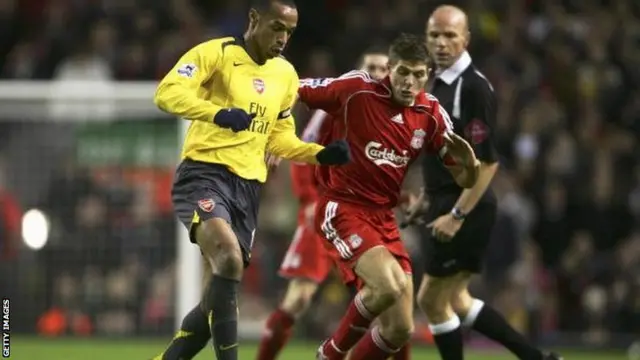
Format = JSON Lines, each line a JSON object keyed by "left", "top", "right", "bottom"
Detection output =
{"left": 172, "top": 159, "right": 261, "bottom": 267}
{"left": 421, "top": 193, "right": 497, "bottom": 277}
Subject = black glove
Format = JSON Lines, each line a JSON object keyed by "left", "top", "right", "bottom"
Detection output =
{"left": 316, "top": 139, "right": 351, "bottom": 165}
{"left": 213, "top": 108, "right": 254, "bottom": 132}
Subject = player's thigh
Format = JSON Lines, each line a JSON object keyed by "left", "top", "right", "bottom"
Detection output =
{"left": 171, "top": 160, "right": 243, "bottom": 269}
{"left": 316, "top": 199, "right": 407, "bottom": 292}
{"left": 195, "top": 218, "right": 243, "bottom": 274}
{"left": 229, "top": 176, "right": 262, "bottom": 266}
{"left": 378, "top": 274, "right": 415, "bottom": 337}
{"left": 354, "top": 246, "right": 407, "bottom": 299}
{"left": 201, "top": 253, "right": 214, "bottom": 284}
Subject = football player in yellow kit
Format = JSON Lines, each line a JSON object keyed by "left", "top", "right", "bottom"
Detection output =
{"left": 152, "top": 1, "right": 350, "bottom": 359}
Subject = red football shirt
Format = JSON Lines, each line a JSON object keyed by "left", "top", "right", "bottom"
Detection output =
{"left": 298, "top": 70, "right": 454, "bottom": 208}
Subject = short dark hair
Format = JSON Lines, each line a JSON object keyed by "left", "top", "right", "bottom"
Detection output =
{"left": 388, "top": 33, "right": 431, "bottom": 65}
{"left": 250, "top": 0, "right": 296, "bottom": 12}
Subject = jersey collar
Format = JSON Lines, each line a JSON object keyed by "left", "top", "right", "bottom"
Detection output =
{"left": 412, "top": 92, "right": 431, "bottom": 111}
{"left": 435, "top": 51, "right": 472, "bottom": 85}
{"left": 233, "top": 35, "right": 267, "bottom": 66}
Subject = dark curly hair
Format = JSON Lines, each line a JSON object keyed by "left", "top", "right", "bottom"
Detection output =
{"left": 388, "top": 33, "right": 432, "bottom": 66}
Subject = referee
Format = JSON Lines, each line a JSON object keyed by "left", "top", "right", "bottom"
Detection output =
{"left": 408, "top": 5, "right": 562, "bottom": 360}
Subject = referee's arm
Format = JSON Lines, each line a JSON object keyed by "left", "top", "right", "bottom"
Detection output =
{"left": 452, "top": 79, "right": 500, "bottom": 214}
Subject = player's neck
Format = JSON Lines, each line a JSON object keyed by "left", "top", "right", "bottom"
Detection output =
{"left": 242, "top": 33, "right": 267, "bottom": 65}
{"left": 391, "top": 92, "right": 415, "bottom": 107}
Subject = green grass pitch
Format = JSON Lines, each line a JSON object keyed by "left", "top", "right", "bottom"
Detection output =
{"left": 8, "top": 337, "right": 628, "bottom": 360}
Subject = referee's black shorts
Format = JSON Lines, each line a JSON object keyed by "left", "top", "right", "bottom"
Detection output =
{"left": 421, "top": 193, "right": 497, "bottom": 277}
{"left": 171, "top": 159, "right": 261, "bottom": 267}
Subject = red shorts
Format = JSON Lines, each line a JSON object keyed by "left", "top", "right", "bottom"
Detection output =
{"left": 278, "top": 222, "right": 333, "bottom": 283}
{"left": 315, "top": 197, "right": 412, "bottom": 289}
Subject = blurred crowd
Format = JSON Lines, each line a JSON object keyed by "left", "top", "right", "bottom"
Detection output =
{"left": 1, "top": 0, "right": 639, "bottom": 347}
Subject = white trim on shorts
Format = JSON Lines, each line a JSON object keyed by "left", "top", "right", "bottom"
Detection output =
{"left": 320, "top": 201, "right": 354, "bottom": 260}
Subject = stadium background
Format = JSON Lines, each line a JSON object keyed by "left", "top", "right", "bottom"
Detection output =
{"left": 0, "top": 0, "right": 638, "bottom": 358}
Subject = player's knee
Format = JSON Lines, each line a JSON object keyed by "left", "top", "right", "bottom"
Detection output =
{"left": 196, "top": 219, "right": 244, "bottom": 278}
{"left": 357, "top": 249, "right": 408, "bottom": 309}
{"left": 371, "top": 270, "right": 408, "bottom": 309}
{"left": 281, "top": 280, "right": 318, "bottom": 316}
{"left": 380, "top": 320, "right": 414, "bottom": 345}
{"left": 215, "top": 246, "right": 244, "bottom": 277}
{"left": 450, "top": 289, "right": 473, "bottom": 316}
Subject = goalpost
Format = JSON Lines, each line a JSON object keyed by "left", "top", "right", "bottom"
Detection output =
{"left": 0, "top": 81, "right": 200, "bottom": 331}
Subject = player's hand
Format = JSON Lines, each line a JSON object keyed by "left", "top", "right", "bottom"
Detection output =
{"left": 427, "top": 213, "right": 463, "bottom": 242}
{"left": 316, "top": 139, "right": 351, "bottom": 165}
{"left": 443, "top": 132, "right": 477, "bottom": 167}
{"left": 399, "top": 190, "right": 428, "bottom": 228}
{"left": 213, "top": 108, "right": 255, "bottom": 132}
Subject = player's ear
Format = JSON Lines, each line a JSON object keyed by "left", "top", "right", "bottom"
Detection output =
{"left": 248, "top": 8, "right": 260, "bottom": 30}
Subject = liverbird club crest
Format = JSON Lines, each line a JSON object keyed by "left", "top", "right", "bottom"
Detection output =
{"left": 410, "top": 129, "right": 426, "bottom": 149}
{"left": 253, "top": 79, "right": 265, "bottom": 94}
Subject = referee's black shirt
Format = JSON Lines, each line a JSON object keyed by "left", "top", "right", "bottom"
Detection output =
{"left": 423, "top": 51, "right": 498, "bottom": 203}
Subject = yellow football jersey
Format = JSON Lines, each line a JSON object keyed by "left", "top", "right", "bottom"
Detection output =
{"left": 154, "top": 36, "right": 323, "bottom": 183}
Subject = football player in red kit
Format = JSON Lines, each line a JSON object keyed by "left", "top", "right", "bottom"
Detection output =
{"left": 297, "top": 33, "right": 480, "bottom": 360}
{"left": 257, "top": 48, "right": 390, "bottom": 360}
